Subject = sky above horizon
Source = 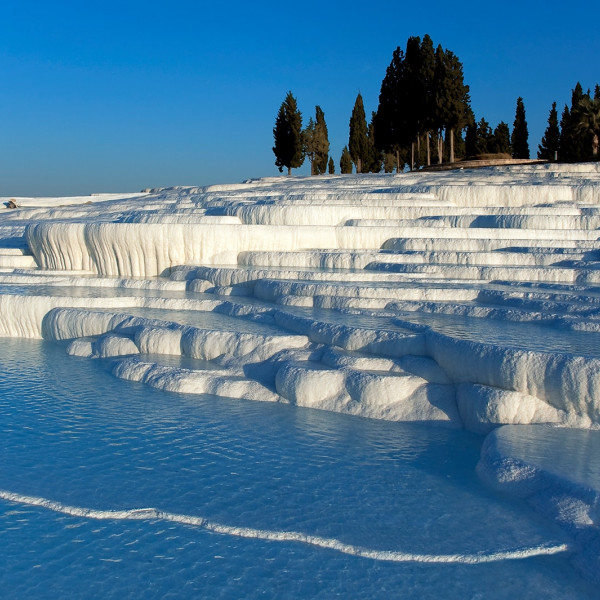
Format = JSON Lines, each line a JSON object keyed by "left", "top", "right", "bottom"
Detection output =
{"left": 0, "top": 0, "right": 598, "bottom": 196}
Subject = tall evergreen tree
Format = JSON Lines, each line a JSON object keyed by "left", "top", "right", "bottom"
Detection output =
{"left": 328, "top": 157, "right": 335, "bottom": 174}
{"left": 538, "top": 102, "right": 560, "bottom": 160}
{"left": 492, "top": 121, "right": 511, "bottom": 155}
{"left": 314, "top": 106, "right": 330, "bottom": 174}
{"left": 374, "top": 46, "right": 410, "bottom": 172}
{"left": 419, "top": 34, "right": 436, "bottom": 166}
{"left": 302, "top": 106, "right": 330, "bottom": 176}
{"left": 273, "top": 92, "right": 304, "bottom": 175}
{"left": 575, "top": 96, "right": 600, "bottom": 158}
{"left": 302, "top": 117, "right": 317, "bottom": 175}
{"left": 375, "top": 36, "right": 470, "bottom": 167}
{"left": 403, "top": 36, "right": 425, "bottom": 168}
{"left": 366, "top": 111, "right": 383, "bottom": 172}
{"left": 348, "top": 93, "right": 370, "bottom": 173}
{"left": 511, "top": 97, "right": 530, "bottom": 159}
{"left": 340, "top": 146, "right": 353, "bottom": 174}
{"left": 560, "top": 83, "right": 589, "bottom": 161}
{"left": 433, "top": 47, "right": 471, "bottom": 163}
{"left": 464, "top": 122, "right": 477, "bottom": 157}
{"left": 475, "top": 118, "right": 493, "bottom": 154}
{"left": 559, "top": 104, "right": 573, "bottom": 161}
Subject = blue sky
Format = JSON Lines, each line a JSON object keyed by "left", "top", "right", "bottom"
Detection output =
{"left": 0, "top": 0, "right": 598, "bottom": 196}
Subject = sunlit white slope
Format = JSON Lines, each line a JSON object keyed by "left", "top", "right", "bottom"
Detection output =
{"left": 0, "top": 162, "right": 600, "bottom": 431}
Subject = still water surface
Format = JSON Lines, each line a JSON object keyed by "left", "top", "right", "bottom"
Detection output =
{"left": 0, "top": 339, "right": 595, "bottom": 598}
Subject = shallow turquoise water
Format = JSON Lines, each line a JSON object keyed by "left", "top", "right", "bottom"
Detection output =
{"left": 0, "top": 339, "right": 596, "bottom": 599}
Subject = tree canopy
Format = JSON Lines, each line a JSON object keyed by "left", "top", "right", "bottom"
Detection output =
{"left": 273, "top": 91, "right": 304, "bottom": 175}
{"left": 374, "top": 35, "right": 470, "bottom": 169}
{"left": 538, "top": 102, "right": 560, "bottom": 160}
{"left": 511, "top": 97, "right": 529, "bottom": 159}
{"left": 349, "top": 93, "right": 370, "bottom": 173}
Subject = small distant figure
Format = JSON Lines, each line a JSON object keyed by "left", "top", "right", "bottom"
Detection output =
{"left": 6, "top": 199, "right": 18, "bottom": 209}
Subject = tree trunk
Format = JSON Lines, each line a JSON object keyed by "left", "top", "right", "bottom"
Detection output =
{"left": 396, "top": 149, "right": 400, "bottom": 173}
{"left": 450, "top": 129, "right": 455, "bottom": 163}
{"left": 593, "top": 133, "right": 599, "bottom": 157}
{"left": 426, "top": 133, "right": 431, "bottom": 166}
{"left": 416, "top": 135, "right": 420, "bottom": 168}
{"left": 438, "top": 133, "right": 443, "bottom": 164}
{"left": 411, "top": 143, "right": 415, "bottom": 170}
{"left": 287, "top": 166, "right": 292, "bottom": 176}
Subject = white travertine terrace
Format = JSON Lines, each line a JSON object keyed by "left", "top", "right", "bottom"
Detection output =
{"left": 3, "top": 163, "right": 600, "bottom": 581}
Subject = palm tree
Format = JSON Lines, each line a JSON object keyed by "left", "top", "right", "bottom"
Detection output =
{"left": 575, "top": 97, "right": 600, "bottom": 158}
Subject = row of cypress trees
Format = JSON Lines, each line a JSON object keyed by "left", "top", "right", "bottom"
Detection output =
{"left": 273, "top": 37, "right": 599, "bottom": 175}
{"left": 538, "top": 83, "right": 600, "bottom": 161}
{"left": 272, "top": 94, "right": 334, "bottom": 176}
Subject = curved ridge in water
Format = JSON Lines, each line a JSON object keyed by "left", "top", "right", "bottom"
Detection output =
{"left": 0, "top": 489, "right": 570, "bottom": 564}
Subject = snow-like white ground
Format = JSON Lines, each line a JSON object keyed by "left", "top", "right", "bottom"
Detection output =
{"left": 2, "top": 163, "right": 600, "bottom": 581}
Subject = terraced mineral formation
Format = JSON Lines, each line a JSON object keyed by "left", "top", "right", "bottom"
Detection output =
{"left": 3, "top": 162, "right": 600, "bottom": 582}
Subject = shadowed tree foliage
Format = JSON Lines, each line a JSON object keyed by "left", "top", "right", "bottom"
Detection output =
{"left": 475, "top": 118, "right": 493, "bottom": 154}
{"left": 373, "top": 46, "right": 409, "bottom": 171}
{"left": 511, "top": 97, "right": 529, "bottom": 159}
{"left": 302, "top": 117, "right": 317, "bottom": 175}
{"left": 464, "top": 121, "right": 477, "bottom": 157}
{"left": 328, "top": 157, "right": 335, "bottom": 174}
{"left": 349, "top": 93, "right": 370, "bottom": 173}
{"left": 302, "top": 106, "right": 330, "bottom": 176}
{"left": 575, "top": 96, "right": 600, "bottom": 159}
{"left": 538, "top": 102, "right": 560, "bottom": 160}
{"left": 559, "top": 83, "right": 588, "bottom": 162}
{"left": 439, "top": 49, "right": 471, "bottom": 162}
{"left": 314, "top": 106, "right": 330, "bottom": 174}
{"left": 273, "top": 92, "right": 304, "bottom": 175}
{"left": 374, "top": 36, "right": 470, "bottom": 169}
{"left": 366, "top": 111, "right": 383, "bottom": 172}
{"left": 340, "top": 146, "right": 353, "bottom": 174}
{"left": 383, "top": 152, "right": 397, "bottom": 172}
{"left": 492, "top": 121, "right": 511, "bottom": 155}
{"left": 419, "top": 34, "right": 436, "bottom": 166}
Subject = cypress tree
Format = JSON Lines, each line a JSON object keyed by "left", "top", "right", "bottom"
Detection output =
{"left": 302, "top": 117, "right": 317, "bottom": 175}
{"left": 404, "top": 36, "right": 424, "bottom": 168}
{"left": 349, "top": 93, "right": 370, "bottom": 173}
{"left": 366, "top": 111, "right": 383, "bottom": 172}
{"left": 273, "top": 92, "right": 304, "bottom": 175}
{"left": 538, "top": 102, "right": 560, "bottom": 160}
{"left": 464, "top": 121, "right": 477, "bottom": 157}
{"left": 314, "top": 106, "right": 330, "bottom": 175}
{"left": 374, "top": 46, "right": 410, "bottom": 172}
{"left": 475, "top": 118, "right": 493, "bottom": 154}
{"left": 511, "top": 97, "right": 530, "bottom": 159}
{"left": 559, "top": 105, "right": 572, "bottom": 161}
{"left": 432, "top": 45, "right": 449, "bottom": 164}
{"left": 328, "top": 157, "right": 335, "bottom": 174}
{"left": 433, "top": 47, "right": 471, "bottom": 163}
{"left": 560, "top": 84, "right": 589, "bottom": 161}
{"left": 575, "top": 97, "right": 600, "bottom": 158}
{"left": 420, "top": 35, "right": 436, "bottom": 166}
{"left": 340, "top": 146, "right": 353, "bottom": 174}
{"left": 302, "top": 106, "right": 330, "bottom": 176}
{"left": 492, "top": 121, "right": 511, "bottom": 155}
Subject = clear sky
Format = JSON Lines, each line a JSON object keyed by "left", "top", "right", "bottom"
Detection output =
{"left": 0, "top": 0, "right": 598, "bottom": 196}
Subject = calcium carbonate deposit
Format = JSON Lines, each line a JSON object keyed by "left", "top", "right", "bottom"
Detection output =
{"left": 1, "top": 162, "right": 600, "bottom": 585}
